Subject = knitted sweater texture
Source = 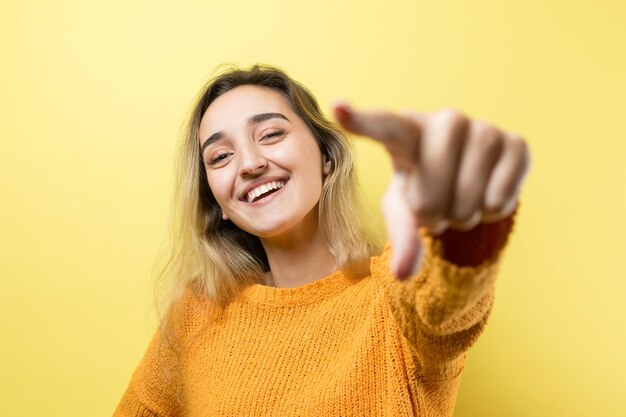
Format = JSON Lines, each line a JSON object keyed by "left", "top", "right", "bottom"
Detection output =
{"left": 113, "top": 214, "right": 515, "bottom": 417}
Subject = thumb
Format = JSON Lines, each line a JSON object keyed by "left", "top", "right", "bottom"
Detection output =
{"left": 382, "top": 173, "right": 424, "bottom": 280}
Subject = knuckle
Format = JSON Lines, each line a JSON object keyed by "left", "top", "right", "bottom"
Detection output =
{"left": 508, "top": 134, "right": 527, "bottom": 152}
{"left": 439, "top": 108, "right": 463, "bottom": 120}
{"left": 507, "top": 134, "right": 530, "bottom": 158}
{"left": 436, "top": 108, "right": 468, "bottom": 130}
{"left": 472, "top": 122, "right": 503, "bottom": 151}
{"left": 476, "top": 123, "right": 500, "bottom": 143}
{"left": 399, "top": 108, "right": 418, "bottom": 118}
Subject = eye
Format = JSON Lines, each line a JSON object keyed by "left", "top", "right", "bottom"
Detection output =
{"left": 207, "top": 152, "right": 231, "bottom": 167}
{"left": 260, "top": 129, "right": 286, "bottom": 141}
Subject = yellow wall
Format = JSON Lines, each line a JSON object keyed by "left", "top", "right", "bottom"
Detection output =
{"left": 2, "top": 0, "right": 624, "bottom": 415}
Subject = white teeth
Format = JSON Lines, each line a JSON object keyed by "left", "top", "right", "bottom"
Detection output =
{"left": 245, "top": 180, "right": 286, "bottom": 203}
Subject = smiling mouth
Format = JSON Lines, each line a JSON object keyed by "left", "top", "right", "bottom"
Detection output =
{"left": 245, "top": 179, "right": 289, "bottom": 204}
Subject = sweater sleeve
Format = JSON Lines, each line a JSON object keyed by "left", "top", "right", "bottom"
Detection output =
{"left": 112, "top": 291, "right": 200, "bottom": 417}
{"left": 112, "top": 327, "right": 182, "bottom": 417}
{"left": 373, "top": 208, "right": 517, "bottom": 379}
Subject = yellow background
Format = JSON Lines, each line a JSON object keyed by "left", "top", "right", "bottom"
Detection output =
{"left": 2, "top": 0, "right": 625, "bottom": 415}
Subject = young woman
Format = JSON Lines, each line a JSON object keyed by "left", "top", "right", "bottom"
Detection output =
{"left": 113, "top": 65, "right": 530, "bottom": 416}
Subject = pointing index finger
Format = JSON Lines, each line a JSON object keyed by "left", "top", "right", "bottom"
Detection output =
{"left": 333, "top": 101, "right": 423, "bottom": 171}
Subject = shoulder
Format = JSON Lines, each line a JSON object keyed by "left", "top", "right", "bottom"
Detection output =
{"left": 162, "top": 285, "right": 220, "bottom": 343}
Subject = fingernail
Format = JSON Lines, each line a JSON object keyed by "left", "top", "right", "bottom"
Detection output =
{"left": 332, "top": 98, "right": 351, "bottom": 109}
{"left": 392, "top": 255, "right": 409, "bottom": 281}
{"left": 333, "top": 99, "right": 353, "bottom": 117}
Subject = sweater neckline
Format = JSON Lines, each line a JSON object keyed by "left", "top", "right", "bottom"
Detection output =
{"left": 242, "top": 268, "right": 355, "bottom": 306}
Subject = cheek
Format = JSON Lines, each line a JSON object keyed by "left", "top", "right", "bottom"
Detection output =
{"left": 206, "top": 173, "right": 232, "bottom": 206}
{"left": 298, "top": 149, "right": 325, "bottom": 184}
{"left": 279, "top": 140, "right": 324, "bottom": 174}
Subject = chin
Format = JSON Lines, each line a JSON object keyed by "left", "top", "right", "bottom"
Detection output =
{"left": 232, "top": 204, "right": 319, "bottom": 240}
{"left": 242, "top": 214, "right": 315, "bottom": 240}
{"left": 251, "top": 224, "right": 295, "bottom": 239}
{"left": 236, "top": 217, "right": 293, "bottom": 239}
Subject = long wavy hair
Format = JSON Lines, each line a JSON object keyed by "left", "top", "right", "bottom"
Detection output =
{"left": 155, "top": 64, "right": 382, "bottom": 329}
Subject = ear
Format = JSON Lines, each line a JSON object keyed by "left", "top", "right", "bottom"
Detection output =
{"left": 221, "top": 209, "right": 229, "bottom": 221}
{"left": 323, "top": 157, "right": 332, "bottom": 176}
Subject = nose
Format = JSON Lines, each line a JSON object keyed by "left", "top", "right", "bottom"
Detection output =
{"left": 238, "top": 144, "right": 268, "bottom": 177}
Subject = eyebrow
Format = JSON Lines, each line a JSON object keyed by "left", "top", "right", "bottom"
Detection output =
{"left": 200, "top": 112, "right": 290, "bottom": 156}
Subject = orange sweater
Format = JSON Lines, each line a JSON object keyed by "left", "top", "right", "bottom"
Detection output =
{"left": 113, "top": 215, "right": 515, "bottom": 417}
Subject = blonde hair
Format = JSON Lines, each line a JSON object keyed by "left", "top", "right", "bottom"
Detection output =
{"left": 155, "top": 64, "right": 382, "bottom": 330}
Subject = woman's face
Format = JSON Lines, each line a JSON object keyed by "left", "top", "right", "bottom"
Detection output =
{"left": 199, "top": 85, "right": 330, "bottom": 240}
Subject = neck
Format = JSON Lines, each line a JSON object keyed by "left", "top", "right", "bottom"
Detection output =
{"left": 260, "top": 214, "right": 336, "bottom": 289}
